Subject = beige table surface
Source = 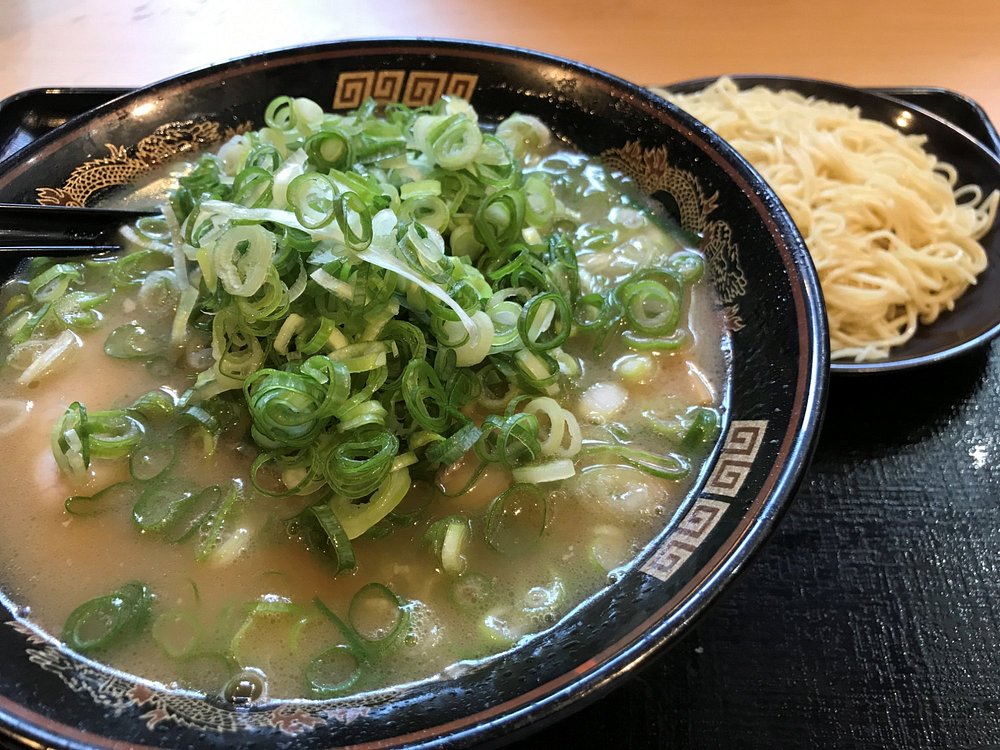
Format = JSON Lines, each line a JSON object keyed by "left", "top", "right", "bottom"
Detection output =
{"left": 1, "top": 3, "right": 999, "bottom": 749}
{"left": 1, "top": 0, "right": 999, "bottom": 118}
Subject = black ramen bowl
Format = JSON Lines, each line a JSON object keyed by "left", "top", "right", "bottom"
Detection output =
{"left": 0, "top": 40, "right": 827, "bottom": 749}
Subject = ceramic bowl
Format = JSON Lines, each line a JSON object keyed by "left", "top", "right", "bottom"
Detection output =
{"left": 0, "top": 40, "right": 827, "bottom": 749}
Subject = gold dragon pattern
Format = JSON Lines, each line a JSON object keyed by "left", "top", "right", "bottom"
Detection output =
{"left": 35, "top": 119, "right": 251, "bottom": 208}
{"left": 600, "top": 141, "right": 747, "bottom": 329}
{"left": 7, "top": 618, "right": 387, "bottom": 738}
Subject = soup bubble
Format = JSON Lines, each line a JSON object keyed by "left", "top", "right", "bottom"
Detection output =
{"left": 223, "top": 667, "right": 268, "bottom": 708}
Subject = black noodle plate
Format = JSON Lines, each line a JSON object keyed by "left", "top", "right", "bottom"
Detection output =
{"left": 664, "top": 75, "right": 1000, "bottom": 375}
{"left": 0, "top": 41, "right": 826, "bottom": 749}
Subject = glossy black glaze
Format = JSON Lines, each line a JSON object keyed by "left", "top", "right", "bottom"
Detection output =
{"left": 0, "top": 43, "right": 825, "bottom": 749}
{"left": 664, "top": 75, "right": 1000, "bottom": 375}
{"left": 0, "top": 88, "right": 134, "bottom": 167}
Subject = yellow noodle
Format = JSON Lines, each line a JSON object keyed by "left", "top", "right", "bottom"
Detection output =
{"left": 657, "top": 78, "right": 999, "bottom": 361}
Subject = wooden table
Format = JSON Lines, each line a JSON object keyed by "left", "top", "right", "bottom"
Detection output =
{"left": 2, "top": 0, "right": 999, "bottom": 117}
{"left": 3, "top": 2, "right": 1000, "bottom": 749}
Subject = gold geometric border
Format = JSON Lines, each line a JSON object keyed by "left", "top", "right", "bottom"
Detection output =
{"left": 333, "top": 70, "right": 479, "bottom": 110}
{"left": 703, "top": 419, "right": 769, "bottom": 498}
{"left": 640, "top": 498, "right": 730, "bottom": 582}
{"left": 641, "top": 419, "right": 768, "bottom": 583}
{"left": 35, "top": 119, "right": 251, "bottom": 208}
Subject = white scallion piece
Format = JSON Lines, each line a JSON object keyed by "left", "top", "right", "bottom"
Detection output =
{"left": 577, "top": 382, "right": 629, "bottom": 425}
{"left": 511, "top": 458, "right": 576, "bottom": 484}
{"left": 17, "top": 330, "right": 81, "bottom": 385}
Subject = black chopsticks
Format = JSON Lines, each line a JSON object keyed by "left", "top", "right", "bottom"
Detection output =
{"left": 0, "top": 203, "right": 159, "bottom": 257}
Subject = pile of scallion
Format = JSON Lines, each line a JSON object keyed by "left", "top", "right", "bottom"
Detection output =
{"left": 5, "top": 94, "right": 715, "bottom": 582}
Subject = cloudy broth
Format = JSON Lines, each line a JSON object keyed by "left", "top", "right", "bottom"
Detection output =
{"left": 0, "top": 132, "right": 726, "bottom": 702}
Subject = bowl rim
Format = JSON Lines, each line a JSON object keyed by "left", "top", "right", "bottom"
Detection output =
{"left": 0, "top": 38, "right": 829, "bottom": 750}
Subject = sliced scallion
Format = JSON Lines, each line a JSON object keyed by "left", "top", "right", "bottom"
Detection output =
{"left": 133, "top": 483, "right": 197, "bottom": 533}
{"left": 306, "top": 644, "right": 363, "bottom": 697}
{"left": 328, "top": 466, "right": 410, "bottom": 540}
{"left": 484, "top": 484, "right": 548, "bottom": 555}
{"left": 65, "top": 481, "right": 139, "bottom": 517}
{"left": 61, "top": 581, "right": 152, "bottom": 653}
{"left": 348, "top": 582, "right": 409, "bottom": 647}
{"left": 152, "top": 609, "right": 202, "bottom": 659}
{"left": 423, "top": 514, "right": 471, "bottom": 575}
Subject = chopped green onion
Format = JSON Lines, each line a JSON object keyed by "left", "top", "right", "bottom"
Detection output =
{"left": 416, "top": 112, "right": 483, "bottom": 169}
{"left": 523, "top": 175, "right": 555, "bottom": 228}
{"left": 322, "top": 425, "right": 398, "bottom": 499}
{"left": 496, "top": 113, "right": 551, "bottom": 160}
{"left": 484, "top": 484, "right": 548, "bottom": 555}
{"left": 17, "top": 329, "right": 81, "bottom": 384}
{"left": 642, "top": 405, "right": 721, "bottom": 451}
{"left": 212, "top": 224, "right": 276, "bottom": 297}
{"left": 245, "top": 357, "right": 350, "bottom": 449}
{"left": 51, "top": 401, "right": 89, "bottom": 476}
{"left": 152, "top": 609, "right": 202, "bottom": 658}
{"left": 61, "top": 581, "right": 152, "bottom": 653}
{"left": 521, "top": 396, "right": 582, "bottom": 457}
{"left": 329, "top": 466, "right": 410, "bottom": 539}
{"left": 128, "top": 390, "right": 176, "bottom": 421}
{"left": 399, "top": 194, "right": 450, "bottom": 233}
{"left": 307, "top": 503, "right": 356, "bottom": 574}
{"left": 133, "top": 483, "right": 198, "bottom": 533}
{"left": 162, "top": 485, "right": 223, "bottom": 544}
{"left": 585, "top": 444, "right": 692, "bottom": 481}
{"left": 423, "top": 515, "right": 471, "bottom": 575}
{"left": 86, "top": 410, "right": 144, "bottom": 460}
{"left": 286, "top": 173, "right": 337, "bottom": 230}
{"left": 619, "top": 276, "right": 681, "bottom": 336}
{"left": 54, "top": 290, "right": 110, "bottom": 330}
{"left": 65, "top": 481, "right": 140, "bottom": 517}
{"left": 476, "top": 410, "right": 540, "bottom": 468}
{"left": 475, "top": 188, "right": 525, "bottom": 253}
{"left": 28, "top": 263, "right": 83, "bottom": 303}
{"left": 305, "top": 129, "right": 353, "bottom": 171}
{"left": 348, "top": 582, "right": 409, "bottom": 647}
{"left": 334, "top": 192, "right": 374, "bottom": 251}
{"left": 232, "top": 166, "right": 274, "bottom": 209}
{"left": 518, "top": 292, "right": 571, "bottom": 353}
{"left": 667, "top": 250, "right": 705, "bottom": 284}
{"left": 511, "top": 458, "right": 576, "bottom": 484}
{"left": 196, "top": 481, "right": 244, "bottom": 561}
{"left": 424, "top": 420, "right": 481, "bottom": 465}
{"left": 129, "top": 438, "right": 176, "bottom": 481}
{"left": 28, "top": 93, "right": 714, "bottom": 615}
{"left": 306, "top": 644, "right": 363, "bottom": 697}
{"left": 104, "top": 324, "right": 164, "bottom": 359}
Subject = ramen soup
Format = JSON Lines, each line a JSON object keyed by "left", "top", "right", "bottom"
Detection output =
{"left": 0, "top": 96, "right": 726, "bottom": 703}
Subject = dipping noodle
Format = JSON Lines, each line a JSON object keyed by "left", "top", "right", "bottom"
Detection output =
{"left": 660, "top": 77, "right": 999, "bottom": 361}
